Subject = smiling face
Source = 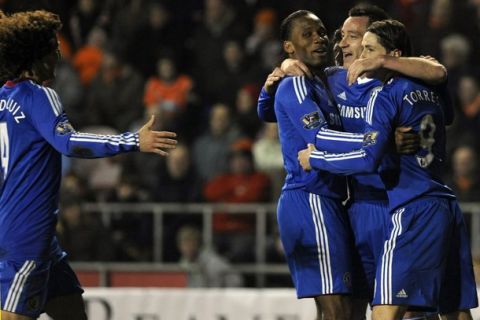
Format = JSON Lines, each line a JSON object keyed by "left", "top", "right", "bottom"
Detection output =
{"left": 360, "top": 31, "right": 388, "bottom": 78}
{"left": 339, "top": 16, "right": 369, "bottom": 67}
{"left": 283, "top": 13, "right": 329, "bottom": 71}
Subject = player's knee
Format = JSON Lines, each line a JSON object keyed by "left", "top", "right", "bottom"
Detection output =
{"left": 440, "top": 310, "right": 473, "bottom": 320}
{"left": 350, "top": 298, "right": 368, "bottom": 320}
{"left": 372, "top": 305, "right": 407, "bottom": 320}
{"left": 0, "top": 310, "right": 35, "bottom": 320}
{"left": 45, "top": 293, "right": 87, "bottom": 320}
{"left": 315, "top": 296, "right": 350, "bottom": 320}
{"left": 46, "top": 309, "right": 87, "bottom": 320}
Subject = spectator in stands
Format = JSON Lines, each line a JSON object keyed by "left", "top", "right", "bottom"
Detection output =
{"left": 193, "top": 103, "right": 242, "bottom": 182}
{"left": 52, "top": 54, "right": 84, "bottom": 127}
{"left": 143, "top": 55, "right": 195, "bottom": 133}
{"left": 245, "top": 8, "right": 282, "bottom": 75}
{"left": 70, "top": 126, "right": 122, "bottom": 201}
{"left": 73, "top": 26, "right": 106, "bottom": 85}
{"left": 85, "top": 51, "right": 144, "bottom": 131}
{"left": 445, "top": 75, "right": 480, "bottom": 156}
{"left": 107, "top": 175, "right": 154, "bottom": 261}
{"left": 265, "top": 226, "right": 292, "bottom": 287}
{"left": 216, "top": 40, "right": 259, "bottom": 106}
{"left": 446, "top": 145, "right": 480, "bottom": 202}
{"left": 57, "top": 197, "right": 115, "bottom": 261}
{"left": 458, "top": 75, "right": 480, "bottom": 124}
{"left": 234, "top": 84, "right": 263, "bottom": 139}
{"left": 158, "top": 144, "right": 203, "bottom": 261}
{"left": 189, "top": 0, "right": 247, "bottom": 103}
{"left": 177, "top": 225, "right": 244, "bottom": 287}
{"left": 110, "top": 0, "right": 150, "bottom": 65}
{"left": 252, "top": 123, "right": 285, "bottom": 201}
{"left": 156, "top": 143, "right": 202, "bottom": 202}
{"left": 440, "top": 33, "right": 473, "bottom": 93}
{"left": 68, "top": 0, "right": 105, "bottom": 50}
{"left": 204, "top": 139, "right": 270, "bottom": 262}
{"left": 60, "top": 171, "right": 94, "bottom": 202}
{"left": 124, "top": 2, "right": 179, "bottom": 77}
{"left": 121, "top": 107, "right": 171, "bottom": 198}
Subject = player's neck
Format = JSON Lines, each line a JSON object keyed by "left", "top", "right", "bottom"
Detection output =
{"left": 18, "top": 70, "right": 41, "bottom": 84}
{"left": 310, "top": 66, "right": 326, "bottom": 82}
{"left": 373, "top": 69, "right": 396, "bottom": 84}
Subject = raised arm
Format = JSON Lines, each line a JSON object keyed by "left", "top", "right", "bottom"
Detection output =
{"left": 257, "top": 62, "right": 312, "bottom": 122}
{"left": 347, "top": 56, "right": 447, "bottom": 85}
{"left": 257, "top": 67, "right": 285, "bottom": 122}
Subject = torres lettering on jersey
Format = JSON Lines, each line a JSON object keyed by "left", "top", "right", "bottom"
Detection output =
{"left": 403, "top": 90, "right": 440, "bottom": 106}
{"left": 0, "top": 98, "right": 26, "bottom": 123}
{"left": 337, "top": 104, "right": 366, "bottom": 119}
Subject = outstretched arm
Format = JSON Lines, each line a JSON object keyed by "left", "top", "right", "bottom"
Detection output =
{"left": 30, "top": 87, "right": 177, "bottom": 158}
{"left": 347, "top": 56, "right": 447, "bottom": 85}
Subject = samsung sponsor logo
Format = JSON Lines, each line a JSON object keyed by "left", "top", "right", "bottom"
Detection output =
{"left": 337, "top": 104, "right": 366, "bottom": 119}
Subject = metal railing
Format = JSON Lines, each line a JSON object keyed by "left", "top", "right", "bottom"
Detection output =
{"left": 75, "top": 201, "right": 480, "bottom": 287}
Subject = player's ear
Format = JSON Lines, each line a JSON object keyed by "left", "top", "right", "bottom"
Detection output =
{"left": 283, "top": 41, "right": 294, "bottom": 55}
{"left": 391, "top": 49, "right": 402, "bottom": 57}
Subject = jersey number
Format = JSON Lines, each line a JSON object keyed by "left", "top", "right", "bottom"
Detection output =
{"left": 416, "top": 114, "right": 436, "bottom": 168}
{"left": 0, "top": 122, "right": 9, "bottom": 178}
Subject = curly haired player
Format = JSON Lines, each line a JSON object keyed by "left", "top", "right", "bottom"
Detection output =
{"left": 0, "top": 10, "right": 177, "bottom": 320}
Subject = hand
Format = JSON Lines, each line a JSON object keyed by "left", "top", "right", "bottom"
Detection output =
{"left": 263, "top": 67, "right": 286, "bottom": 95}
{"left": 347, "top": 56, "right": 384, "bottom": 85}
{"left": 281, "top": 58, "right": 313, "bottom": 78}
{"left": 419, "top": 55, "right": 440, "bottom": 63}
{"left": 298, "top": 144, "right": 316, "bottom": 171}
{"left": 395, "top": 127, "right": 420, "bottom": 154}
{"left": 138, "top": 115, "right": 177, "bottom": 156}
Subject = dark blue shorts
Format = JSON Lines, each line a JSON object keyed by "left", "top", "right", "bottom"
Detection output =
{"left": 0, "top": 257, "right": 83, "bottom": 318}
{"left": 47, "top": 257, "right": 84, "bottom": 301}
{"left": 438, "top": 200, "right": 478, "bottom": 314}
{"left": 0, "top": 259, "right": 50, "bottom": 317}
{"left": 348, "top": 200, "right": 389, "bottom": 300}
{"left": 277, "top": 189, "right": 353, "bottom": 298}
{"left": 373, "top": 197, "right": 478, "bottom": 312}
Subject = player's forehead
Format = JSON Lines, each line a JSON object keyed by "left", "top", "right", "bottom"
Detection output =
{"left": 341, "top": 16, "right": 369, "bottom": 35}
{"left": 362, "top": 31, "right": 380, "bottom": 47}
{"left": 292, "top": 14, "right": 325, "bottom": 31}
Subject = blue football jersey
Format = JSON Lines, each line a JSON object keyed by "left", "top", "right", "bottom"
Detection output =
{"left": 0, "top": 80, "right": 139, "bottom": 259}
{"left": 310, "top": 76, "right": 455, "bottom": 210}
{"left": 274, "top": 75, "right": 347, "bottom": 199}
{"left": 325, "top": 67, "right": 387, "bottom": 201}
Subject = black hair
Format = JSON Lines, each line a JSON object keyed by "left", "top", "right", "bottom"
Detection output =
{"left": 332, "top": 28, "right": 342, "bottom": 44}
{"left": 367, "top": 19, "right": 412, "bottom": 56}
{"left": 280, "top": 10, "right": 316, "bottom": 41}
{"left": 348, "top": 4, "right": 390, "bottom": 26}
{"left": 331, "top": 28, "right": 343, "bottom": 66}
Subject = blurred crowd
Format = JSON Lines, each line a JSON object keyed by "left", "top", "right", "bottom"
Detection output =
{"left": 2, "top": 0, "right": 480, "bottom": 284}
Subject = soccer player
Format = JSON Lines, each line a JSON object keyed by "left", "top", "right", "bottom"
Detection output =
{"left": 298, "top": 20, "right": 478, "bottom": 320}
{"left": 0, "top": 10, "right": 177, "bottom": 320}
{"left": 272, "top": 10, "right": 358, "bottom": 320}
{"left": 258, "top": 5, "right": 448, "bottom": 320}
